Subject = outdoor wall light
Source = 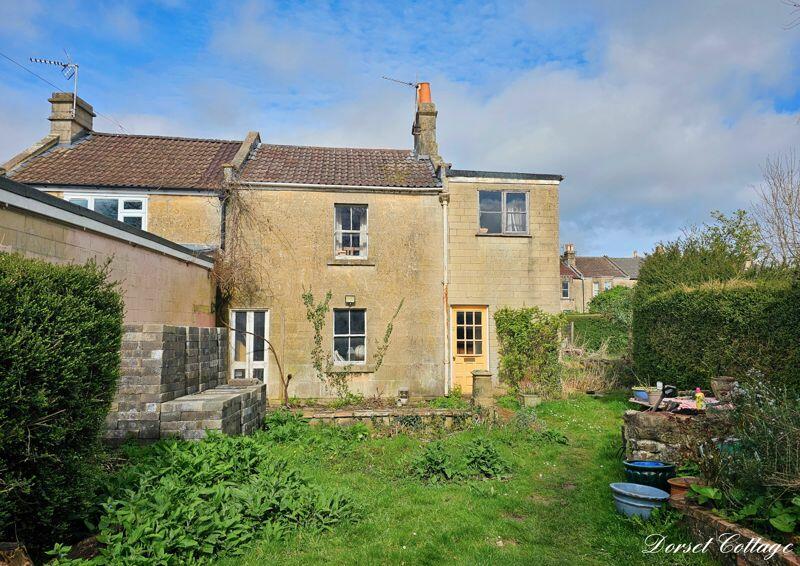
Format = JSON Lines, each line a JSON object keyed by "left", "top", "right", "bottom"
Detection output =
{"left": 345, "top": 294, "right": 356, "bottom": 306}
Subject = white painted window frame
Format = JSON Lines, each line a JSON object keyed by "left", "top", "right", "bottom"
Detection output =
{"left": 64, "top": 193, "right": 148, "bottom": 230}
{"left": 332, "top": 308, "right": 367, "bottom": 365}
{"left": 592, "top": 281, "right": 600, "bottom": 297}
{"left": 604, "top": 281, "right": 613, "bottom": 291}
{"left": 333, "top": 204, "right": 369, "bottom": 259}
{"left": 228, "top": 309, "right": 270, "bottom": 384}
{"left": 561, "top": 279, "right": 570, "bottom": 299}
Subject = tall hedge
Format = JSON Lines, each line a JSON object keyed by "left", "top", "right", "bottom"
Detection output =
{"left": 0, "top": 253, "right": 123, "bottom": 550}
{"left": 632, "top": 279, "right": 800, "bottom": 390}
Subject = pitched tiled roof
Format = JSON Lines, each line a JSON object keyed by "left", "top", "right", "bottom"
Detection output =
{"left": 608, "top": 257, "right": 644, "bottom": 279}
{"left": 10, "top": 133, "right": 241, "bottom": 190}
{"left": 574, "top": 256, "right": 627, "bottom": 278}
{"left": 239, "top": 144, "right": 440, "bottom": 188}
{"left": 560, "top": 262, "right": 580, "bottom": 277}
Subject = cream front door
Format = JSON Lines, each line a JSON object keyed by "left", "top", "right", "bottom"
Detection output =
{"left": 451, "top": 306, "right": 488, "bottom": 394}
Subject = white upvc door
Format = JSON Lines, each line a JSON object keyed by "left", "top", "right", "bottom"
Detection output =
{"left": 229, "top": 310, "right": 269, "bottom": 384}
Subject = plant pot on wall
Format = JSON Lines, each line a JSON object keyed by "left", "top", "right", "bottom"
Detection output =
{"left": 667, "top": 476, "right": 701, "bottom": 502}
{"left": 519, "top": 393, "right": 542, "bottom": 408}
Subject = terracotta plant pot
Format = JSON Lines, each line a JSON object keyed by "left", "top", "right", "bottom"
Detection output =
{"left": 667, "top": 476, "right": 701, "bottom": 501}
{"left": 710, "top": 376, "right": 737, "bottom": 401}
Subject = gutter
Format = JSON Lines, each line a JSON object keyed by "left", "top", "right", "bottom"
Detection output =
{"left": 439, "top": 166, "right": 451, "bottom": 394}
{"left": 238, "top": 180, "right": 442, "bottom": 194}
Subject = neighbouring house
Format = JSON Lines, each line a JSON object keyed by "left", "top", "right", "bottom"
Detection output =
{"left": 559, "top": 243, "right": 643, "bottom": 312}
{"left": 2, "top": 84, "right": 563, "bottom": 401}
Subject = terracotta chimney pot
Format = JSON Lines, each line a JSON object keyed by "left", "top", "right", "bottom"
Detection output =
{"left": 417, "top": 82, "right": 431, "bottom": 104}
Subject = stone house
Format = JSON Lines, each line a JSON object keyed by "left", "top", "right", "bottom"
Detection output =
{"left": 2, "top": 84, "right": 563, "bottom": 401}
{"left": 559, "top": 243, "right": 643, "bottom": 312}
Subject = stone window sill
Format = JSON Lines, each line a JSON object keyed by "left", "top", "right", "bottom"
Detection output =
{"left": 331, "top": 364, "right": 376, "bottom": 374}
{"left": 475, "top": 232, "right": 532, "bottom": 238}
{"left": 327, "top": 258, "right": 376, "bottom": 266}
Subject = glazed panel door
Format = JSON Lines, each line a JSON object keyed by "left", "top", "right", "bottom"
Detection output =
{"left": 451, "top": 306, "right": 488, "bottom": 394}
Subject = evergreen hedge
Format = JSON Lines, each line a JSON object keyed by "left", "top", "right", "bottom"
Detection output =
{"left": 632, "top": 279, "right": 800, "bottom": 390}
{"left": 0, "top": 253, "right": 123, "bottom": 550}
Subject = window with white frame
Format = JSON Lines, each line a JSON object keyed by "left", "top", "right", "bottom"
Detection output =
{"left": 604, "top": 281, "right": 613, "bottom": 291}
{"left": 65, "top": 194, "right": 147, "bottom": 230}
{"left": 478, "top": 190, "right": 528, "bottom": 235}
{"left": 592, "top": 281, "right": 600, "bottom": 297}
{"left": 333, "top": 308, "right": 366, "bottom": 363}
{"left": 334, "top": 205, "right": 368, "bottom": 258}
{"left": 561, "top": 279, "right": 570, "bottom": 299}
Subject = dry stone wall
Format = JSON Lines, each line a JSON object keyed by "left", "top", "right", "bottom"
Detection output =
{"left": 105, "top": 324, "right": 257, "bottom": 442}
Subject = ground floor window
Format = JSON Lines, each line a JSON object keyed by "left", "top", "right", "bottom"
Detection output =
{"left": 229, "top": 310, "right": 269, "bottom": 381}
{"left": 561, "top": 279, "right": 570, "bottom": 298}
{"left": 65, "top": 194, "right": 147, "bottom": 229}
{"left": 333, "top": 308, "right": 366, "bottom": 363}
{"left": 592, "top": 281, "right": 600, "bottom": 297}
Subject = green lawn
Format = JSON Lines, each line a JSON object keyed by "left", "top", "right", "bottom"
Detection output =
{"left": 215, "top": 393, "right": 712, "bottom": 566}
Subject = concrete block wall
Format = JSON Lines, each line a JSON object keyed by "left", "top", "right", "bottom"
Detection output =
{"left": 105, "top": 324, "right": 230, "bottom": 442}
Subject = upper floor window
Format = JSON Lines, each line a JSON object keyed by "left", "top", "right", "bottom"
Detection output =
{"left": 478, "top": 190, "right": 528, "bottom": 235}
{"left": 561, "top": 280, "right": 570, "bottom": 299}
{"left": 333, "top": 308, "right": 366, "bottom": 363}
{"left": 334, "top": 205, "right": 368, "bottom": 258}
{"left": 65, "top": 194, "right": 147, "bottom": 230}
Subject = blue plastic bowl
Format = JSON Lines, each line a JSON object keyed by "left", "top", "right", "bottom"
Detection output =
{"left": 610, "top": 482, "right": 670, "bottom": 519}
{"left": 632, "top": 389, "right": 649, "bottom": 401}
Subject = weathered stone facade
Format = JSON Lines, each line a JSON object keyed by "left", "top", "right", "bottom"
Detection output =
{"left": 231, "top": 188, "right": 446, "bottom": 401}
{"left": 447, "top": 175, "right": 561, "bottom": 381}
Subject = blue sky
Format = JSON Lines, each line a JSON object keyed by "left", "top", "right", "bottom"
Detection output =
{"left": 2, "top": 0, "right": 800, "bottom": 256}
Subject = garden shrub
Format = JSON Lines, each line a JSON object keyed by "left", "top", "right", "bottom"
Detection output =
{"left": 694, "top": 380, "right": 799, "bottom": 537}
{"left": 494, "top": 306, "right": 563, "bottom": 394}
{"left": 410, "top": 441, "right": 464, "bottom": 483}
{"left": 262, "top": 409, "right": 311, "bottom": 442}
{"left": 632, "top": 279, "right": 800, "bottom": 390}
{"left": 572, "top": 286, "right": 633, "bottom": 355}
{"left": 0, "top": 253, "right": 123, "bottom": 551}
{"left": 51, "top": 434, "right": 358, "bottom": 564}
{"left": 464, "top": 439, "right": 510, "bottom": 479}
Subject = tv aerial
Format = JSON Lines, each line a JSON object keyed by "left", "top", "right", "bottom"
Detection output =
{"left": 30, "top": 49, "right": 79, "bottom": 116}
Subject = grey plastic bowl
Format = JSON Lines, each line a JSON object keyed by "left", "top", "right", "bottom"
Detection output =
{"left": 610, "top": 482, "right": 670, "bottom": 519}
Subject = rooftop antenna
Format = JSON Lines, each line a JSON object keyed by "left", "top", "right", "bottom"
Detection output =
{"left": 381, "top": 75, "right": 420, "bottom": 118}
{"left": 30, "top": 50, "right": 79, "bottom": 117}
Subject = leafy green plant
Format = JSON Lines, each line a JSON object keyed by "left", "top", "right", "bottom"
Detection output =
{"left": 50, "top": 434, "right": 358, "bottom": 564}
{"left": 464, "top": 439, "right": 510, "bottom": 479}
{"left": 0, "top": 253, "right": 123, "bottom": 554}
{"left": 410, "top": 441, "right": 464, "bottom": 483}
{"left": 428, "top": 385, "right": 469, "bottom": 409}
{"left": 263, "top": 409, "right": 311, "bottom": 442}
{"left": 494, "top": 306, "right": 564, "bottom": 395}
{"left": 688, "top": 484, "right": 723, "bottom": 506}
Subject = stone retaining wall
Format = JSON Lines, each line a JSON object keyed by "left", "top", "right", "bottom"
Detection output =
{"left": 622, "top": 409, "right": 731, "bottom": 464}
{"left": 292, "top": 407, "right": 476, "bottom": 428}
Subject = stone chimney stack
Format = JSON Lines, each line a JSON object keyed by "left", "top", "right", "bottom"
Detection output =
{"left": 633, "top": 250, "right": 639, "bottom": 258}
{"left": 564, "top": 243, "right": 577, "bottom": 267}
{"left": 49, "top": 92, "right": 95, "bottom": 144}
{"left": 412, "top": 82, "right": 442, "bottom": 166}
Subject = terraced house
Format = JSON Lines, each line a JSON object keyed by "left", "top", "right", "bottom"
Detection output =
{"left": 2, "top": 84, "right": 562, "bottom": 401}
